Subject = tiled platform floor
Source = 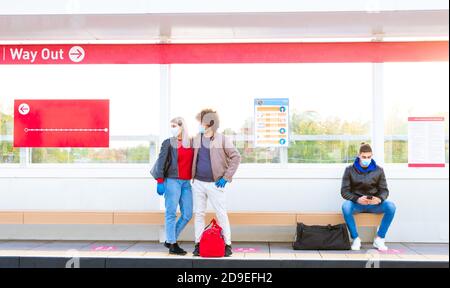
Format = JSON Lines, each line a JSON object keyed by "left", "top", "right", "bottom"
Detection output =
{"left": 0, "top": 241, "right": 448, "bottom": 268}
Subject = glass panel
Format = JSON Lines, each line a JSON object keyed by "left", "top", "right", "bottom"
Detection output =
{"left": 289, "top": 140, "right": 370, "bottom": 164}
{"left": 1, "top": 97, "right": 18, "bottom": 164}
{"left": 384, "top": 62, "right": 449, "bottom": 163}
{"left": 0, "top": 64, "right": 160, "bottom": 164}
{"left": 31, "top": 141, "right": 153, "bottom": 164}
{"left": 170, "top": 63, "right": 372, "bottom": 164}
{"left": 0, "top": 141, "right": 20, "bottom": 164}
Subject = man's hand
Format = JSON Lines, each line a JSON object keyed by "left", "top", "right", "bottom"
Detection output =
{"left": 368, "top": 197, "right": 382, "bottom": 205}
{"left": 357, "top": 196, "right": 370, "bottom": 205}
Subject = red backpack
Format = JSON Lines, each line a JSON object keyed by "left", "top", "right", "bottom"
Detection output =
{"left": 199, "top": 219, "right": 225, "bottom": 258}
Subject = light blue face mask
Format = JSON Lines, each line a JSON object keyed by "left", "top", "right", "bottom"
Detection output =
{"left": 199, "top": 125, "right": 206, "bottom": 134}
{"left": 361, "top": 158, "right": 372, "bottom": 167}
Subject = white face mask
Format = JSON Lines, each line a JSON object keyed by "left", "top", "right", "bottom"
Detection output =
{"left": 170, "top": 126, "right": 180, "bottom": 137}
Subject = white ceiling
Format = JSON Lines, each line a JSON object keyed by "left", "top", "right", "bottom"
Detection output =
{"left": 0, "top": 10, "right": 448, "bottom": 42}
{"left": 1, "top": 0, "right": 449, "bottom": 15}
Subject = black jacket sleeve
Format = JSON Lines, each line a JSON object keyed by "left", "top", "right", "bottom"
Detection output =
{"left": 150, "top": 139, "right": 170, "bottom": 180}
{"left": 375, "top": 168, "right": 389, "bottom": 202}
{"left": 341, "top": 167, "right": 360, "bottom": 202}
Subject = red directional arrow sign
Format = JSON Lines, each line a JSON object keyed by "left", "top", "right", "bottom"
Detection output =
{"left": 0, "top": 42, "right": 448, "bottom": 64}
{"left": 14, "top": 100, "right": 110, "bottom": 148}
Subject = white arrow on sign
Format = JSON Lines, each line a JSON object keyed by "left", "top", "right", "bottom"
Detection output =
{"left": 69, "top": 46, "right": 85, "bottom": 63}
{"left": 18, "top": 103, "right": 30, "bottom": 115}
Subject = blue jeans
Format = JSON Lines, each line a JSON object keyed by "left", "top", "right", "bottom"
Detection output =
{"left": 164, "top": 178, "right": 193, "bottom": 244}
{"left": 342, "top": 200, "right": 396, "bottom": 239}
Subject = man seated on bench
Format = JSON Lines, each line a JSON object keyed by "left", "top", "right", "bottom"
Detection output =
{"left": 341, "top": 143, "right": 396, "bottom": 251}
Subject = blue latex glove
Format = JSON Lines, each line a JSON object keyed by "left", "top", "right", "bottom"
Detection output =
{"left": 215, "top": 178, "right": 228, "bottom": 188}
{"left": 157, "top": 183, "right": 165, "bottom": 196}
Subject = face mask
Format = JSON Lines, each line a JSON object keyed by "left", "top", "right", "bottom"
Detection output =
{"left": 360, "top": 158, "right": 371, "bottom": 167}
{"left": 199, "top": 125, "right": 206, "bottom": 134}
{"left": 170, "top": 126, "right": 180, "bottom": 137}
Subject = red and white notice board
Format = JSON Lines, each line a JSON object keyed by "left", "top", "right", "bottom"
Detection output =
{"left": 408, "top": 117, "right": 446, "bottom": 168}
{"left": 14, "top": 100, "right": 109, "bottom": 148}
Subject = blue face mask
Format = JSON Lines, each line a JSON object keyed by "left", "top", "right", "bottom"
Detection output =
{"left": 199, "top": 125, "right": 206, "bottom": 134}
{"left": 360, "top": 158, "right": 372, "bottom": 167}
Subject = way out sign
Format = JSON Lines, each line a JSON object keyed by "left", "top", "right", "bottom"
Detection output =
{"left": 3, "top": 45, "right": 86, "bottom": 64}
{"left": 14, "top": 100, "right": 109, "bottom": 148}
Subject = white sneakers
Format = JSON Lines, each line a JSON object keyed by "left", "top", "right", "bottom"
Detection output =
{"left": 351, "top": 237, "right": 389, "bottom": 251}
{"left": 351, "top": 237, "right": 362, "bottom": 251}
{"left": 373, "top": 236, "right": 389, "bottom": 251}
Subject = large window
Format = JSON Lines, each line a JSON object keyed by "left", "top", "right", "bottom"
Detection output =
{"left": 384, "top": 62, "right": 449, "bottom": 164}
{"left": 170, "top": 63, "right": 372, "bottom": 164}
{"left": 1, "top": 61, "right": 448, "bottom": 167}
{"left": 0, "top": 65, "right": 160, "bottom": 164}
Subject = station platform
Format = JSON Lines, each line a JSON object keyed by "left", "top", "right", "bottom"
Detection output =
{"left": 0, "top": 240, "right": 448, "bottom": 268}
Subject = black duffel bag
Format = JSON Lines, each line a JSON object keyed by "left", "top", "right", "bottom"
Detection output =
{"left": 293, "top": 223, "right": 351, "bottom": 250}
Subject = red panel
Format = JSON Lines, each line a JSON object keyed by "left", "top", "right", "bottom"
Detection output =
{"left": 408, "top": 117, "right": 446, "bottom": 122}
{"left": 408, "top": 164, "right": 446, "bottom": 168}
{"left": 14, "top": 100, "right": 109, "bottom": 148}
{"left": 0, "top": 42, "right": 448, "bottom": 65}
{"left": 162, "top": 42, "right": 449, "bottom": 63}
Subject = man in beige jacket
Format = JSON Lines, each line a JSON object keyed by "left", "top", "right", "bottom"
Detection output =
{"left": 191, "top": 109, "right": 241, "bottom": 257}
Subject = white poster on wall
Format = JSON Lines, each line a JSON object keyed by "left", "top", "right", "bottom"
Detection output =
{"left": 254, "top": 98, "right": 289, "bottom": 148}
{"left": 408, "top": 117, "right": 446, "bottom": 168}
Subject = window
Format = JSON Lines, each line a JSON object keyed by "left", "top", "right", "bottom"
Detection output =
{"left": 171, "top": 64, "right": 282, "bottom": 163}
{"left": 0, "top": 102, "right": 19, "bottom": 164}
{"left": 288, "top": 63, "right": 372, "bottom": 163}
{"left": 1, "top": 60, "right": 447, "bottom": 167}
{"left": 0, "top": 65, "right": 160, "bottom": 165}
{"left": 170, "top": 63, "right": 372, "bottom": 164}
{"left": 30, "top": 141, "right": 154, "bottom": 164}
{"left": 384, "top": 62, "right": 449, "bottom": 163}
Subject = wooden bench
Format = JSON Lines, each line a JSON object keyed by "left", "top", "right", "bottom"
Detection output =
{"left": 0, "top": 211, "right": 382, "bottom": 226}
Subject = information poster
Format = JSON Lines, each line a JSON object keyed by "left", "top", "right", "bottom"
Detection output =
{"left": 14, "top": 99, "right": 109, "bottom": 148}
{"left": 254, "top": 98, "right": 289, "bottom": 148}
{"left": 408, "top": 117, "right": 446, "bottom": 168}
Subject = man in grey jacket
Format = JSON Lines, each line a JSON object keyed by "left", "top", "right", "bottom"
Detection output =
{"left": 191, "top": 109, "right": 241, "bottom": 257}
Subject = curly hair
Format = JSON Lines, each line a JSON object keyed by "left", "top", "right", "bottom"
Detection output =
{"left": 196, "top": 108, "right": 220, "bottom": 132}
